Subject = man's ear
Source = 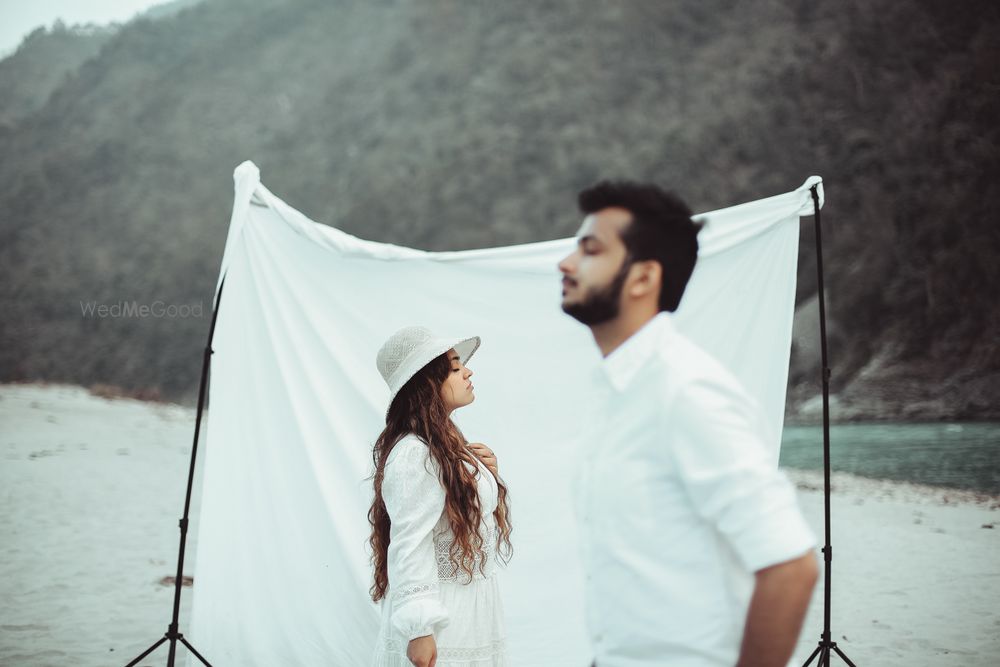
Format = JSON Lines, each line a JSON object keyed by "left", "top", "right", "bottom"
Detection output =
{"left": 627, "top": 260, "right": 662, "bottom": 300}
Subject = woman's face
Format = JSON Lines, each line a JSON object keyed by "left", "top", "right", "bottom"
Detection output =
{"left": 440, "top": 348, "right": 475, "bottom": 413}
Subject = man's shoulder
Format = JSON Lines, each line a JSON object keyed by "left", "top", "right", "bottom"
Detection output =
{"left": 652, "top": 324, "right": 731, "bottom": 379}
{"left": 645, "top": 325, "right": 752, "bottom": 412}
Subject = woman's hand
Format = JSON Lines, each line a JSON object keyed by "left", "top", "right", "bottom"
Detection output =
{"left": 407, "top": 634, "right": 437, "bottom": 667}
{"left": 468, "top": 442, "right": 498, "bottom": 475}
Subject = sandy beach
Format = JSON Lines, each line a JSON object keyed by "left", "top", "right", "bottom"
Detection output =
{"left": 0, "top": 384, "right": 203, "bottom": 667}
{"left": 1, "top": 383, "right": 997, "bottom": 666}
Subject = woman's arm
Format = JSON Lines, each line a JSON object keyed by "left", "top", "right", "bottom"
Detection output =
{"left": 382, "top": 438, "right": 450, "bottom": 650}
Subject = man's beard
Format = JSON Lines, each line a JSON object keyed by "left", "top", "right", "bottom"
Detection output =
{"left": 561, "top": 259, "right": 630, "bottom": 326}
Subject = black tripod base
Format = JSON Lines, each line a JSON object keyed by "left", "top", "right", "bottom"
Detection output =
{"left": 123, "top": 625, "right": 213, "bottom": 667}
{"left": 803, "top": 635, "right": 858, "bottom": 667}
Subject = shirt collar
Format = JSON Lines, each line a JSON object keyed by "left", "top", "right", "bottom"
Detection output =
{"left": 599, "top": 312, "right": 674, "bottom": 392}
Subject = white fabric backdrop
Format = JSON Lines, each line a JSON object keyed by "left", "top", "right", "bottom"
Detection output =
{"left": 187, "top": 162, "right": 822, "bottom": 666}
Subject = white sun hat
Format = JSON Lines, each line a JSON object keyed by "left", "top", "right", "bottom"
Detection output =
{"left": 376, "top": 325, "right": 481, "bottom": 414}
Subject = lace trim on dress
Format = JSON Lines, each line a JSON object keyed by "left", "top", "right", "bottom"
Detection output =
{"left": 435, "top": 525, "right": 498, "bottom": 582}
{"left": 379, "top": 638, "right": 506, "bottom": 662}
{"left": 437, "top": 639, "right": 507, "bottom": 660}
{"left": 394, "top": 581, "right": 440, "bottom": 603}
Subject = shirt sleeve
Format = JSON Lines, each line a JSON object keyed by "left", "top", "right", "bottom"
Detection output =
{"left": 669, "top": 373, "right": 817, "bottom": 573}
{"left": 382, "top": 436, "right": 450, "bottom": 640}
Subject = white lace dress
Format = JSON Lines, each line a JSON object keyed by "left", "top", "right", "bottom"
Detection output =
{"left": 372, "top": 434, "right": 507, "bottom": 667}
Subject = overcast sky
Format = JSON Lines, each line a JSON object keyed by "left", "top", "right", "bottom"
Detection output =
{"left": 0, "top": 0, "right": 167, "bottom": 57}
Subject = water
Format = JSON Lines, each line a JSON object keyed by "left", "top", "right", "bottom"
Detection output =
{"left": 779, "top": 422, "right": 1000, "bottom": 495}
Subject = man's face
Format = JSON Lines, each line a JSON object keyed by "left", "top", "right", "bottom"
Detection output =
{"left": 558, "top": 207, "right": 632, "bottom": 326}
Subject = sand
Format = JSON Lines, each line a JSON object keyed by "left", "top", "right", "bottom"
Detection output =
{"left": 1, "top": 383, "right": 997, "bottom": 666}
{"left": 787, "top": 469, "right": 999, "bottom": 664}
{"left": 1, "top": 384, "right": 203, "bottom": 667}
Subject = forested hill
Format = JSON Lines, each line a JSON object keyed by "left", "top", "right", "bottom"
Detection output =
{"left": 0, "top": 23, "right": 115, "bottom": 126}
{"left": 1, "top": 0, "right": 997, "bottom": 419}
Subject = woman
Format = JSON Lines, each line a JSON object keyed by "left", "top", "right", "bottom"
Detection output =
{"left": 369, "top": 325, "right": 513, "bottom": 667}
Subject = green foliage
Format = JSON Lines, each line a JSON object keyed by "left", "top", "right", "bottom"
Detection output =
{"left": 0, "top": 0, "right": 996, "bottom": 406}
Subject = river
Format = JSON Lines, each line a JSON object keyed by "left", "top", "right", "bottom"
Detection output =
{"left": 779, "top": 422, "right": 1000, "bottom": 495}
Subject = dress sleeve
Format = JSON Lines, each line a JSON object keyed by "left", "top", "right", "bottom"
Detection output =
{"left": 382, "top": 436, "right": 450, "bottom": 640}
{"left": 669, "top": 374, "right": 817, "bottom": 573}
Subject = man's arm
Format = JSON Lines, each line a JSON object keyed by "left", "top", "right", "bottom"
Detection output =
{"left": 736, "top": 550, "right": 819, "bottom": 667}
{"left": 668, "top": 374, "right": 819, "bottom": 665}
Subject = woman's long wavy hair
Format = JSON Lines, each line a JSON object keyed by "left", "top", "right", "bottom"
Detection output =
{"left": 368, "top": 352, "right": 513, "bottom": 602}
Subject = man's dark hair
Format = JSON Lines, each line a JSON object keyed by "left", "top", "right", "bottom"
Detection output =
{"left": 578, "top": 180, "right": 703, "bottom": 312}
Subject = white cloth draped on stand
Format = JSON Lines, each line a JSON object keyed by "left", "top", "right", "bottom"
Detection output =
{"left": 186, "top": 161, "right": 822, "bottom": 666}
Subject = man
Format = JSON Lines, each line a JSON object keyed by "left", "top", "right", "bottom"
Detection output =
{"left": 559, "top": 181, "right": 818, "bottom": 667}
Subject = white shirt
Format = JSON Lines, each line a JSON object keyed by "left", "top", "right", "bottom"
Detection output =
{"left": 372, "top": 434, "right": 508, "bottom": 667}
{"left": 575, "top": 312, "right": 816, "bottom": 667}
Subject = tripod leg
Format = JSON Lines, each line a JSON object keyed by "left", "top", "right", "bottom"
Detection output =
{"left": 122, "top": 636, "right": 167, "bottom": 667}
{"left": 802, "top": 642, "right": 822, "bottom": 666}
{"left": 832, "top": 643, "right": 858, "bottom": 667}
{"left": 180, "top": 636, "right": 215, "bottom": 666}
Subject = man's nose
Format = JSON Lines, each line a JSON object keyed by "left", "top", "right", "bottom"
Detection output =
{"left": 558, "top": 253, "right": 574, "bottom": 274}
{"left": 465, "top": 368, "right": 473, "bottom": 379}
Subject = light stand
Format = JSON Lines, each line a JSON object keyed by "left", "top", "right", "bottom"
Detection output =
{"left": 122, "top": 277, "right": 226, "bottom": 667}
{"left": 800, "top": 186, "right": 858, "bottom": 667}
